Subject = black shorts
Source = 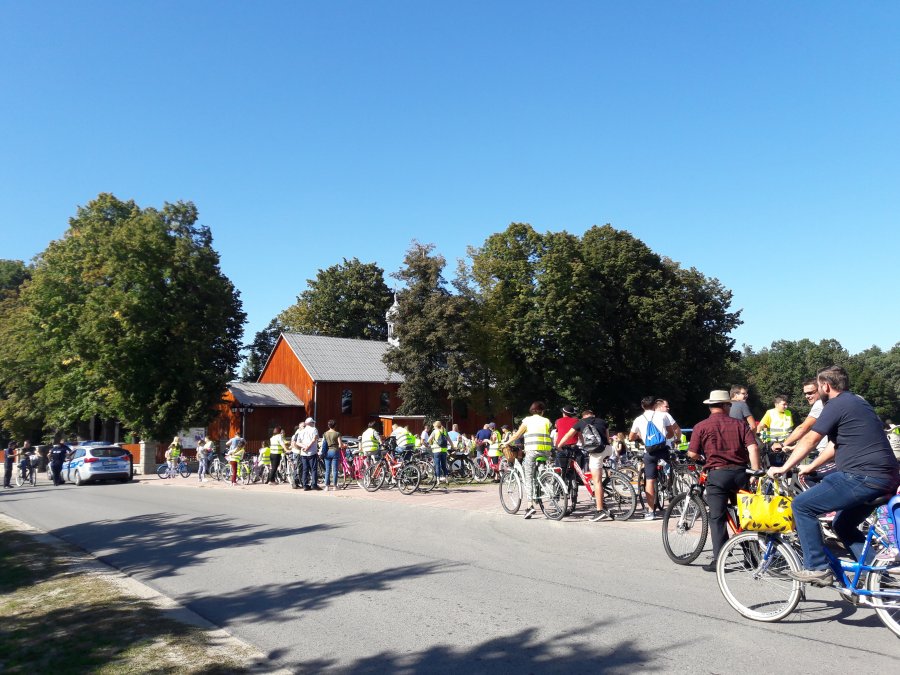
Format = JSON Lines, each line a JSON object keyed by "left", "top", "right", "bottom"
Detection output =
{"left": 643, "top": 447, "right": 671, "bottom": 480}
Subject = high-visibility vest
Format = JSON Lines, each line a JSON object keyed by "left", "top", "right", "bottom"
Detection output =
{"left": 763, "top": 409, "right": 794, "bottom": 441}
{"left": 523, "top": 415, "right": 552, "bottom": 454}
{"left": 488, "top": 430, "right": 502, "bottom": 457}
{"left": 361, "top": 429, "right": 379, "bottom": 454}
{"left": 228, "top": 447, "right": 244, "bottom": 462}
{"left": 269, "top": 434, "right": 286, "bottom": 455}
{"left": 431, "top": 429, "right": 450, "bottom": 453}
{"left": 258, "top": 446, "right": 271, "bottom": 466}
{"left": 677, "top": 433, "right": 689, "bottom": 452}
{"left": 168, "top": 444, "right": 182, "bottom": 458}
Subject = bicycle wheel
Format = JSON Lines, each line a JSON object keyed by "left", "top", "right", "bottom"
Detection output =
{"left": 867, "top": 568, "right": 900, "bottom": 638}
{"left": 14, "top": 470, "right": 23, "bottom": 487}
{"left": 537, "top": 471, "right": 568, "bottom": 521}
{"left": 417, "top": 460, "right": 437, "bottom": 493}
{"left": 397, "top": 464, "right": 421, "bottom": 495}
{"left": 209, "top": 459, "right": 221, "bottom": 481}
{"left": 716, "top": 531, "right": 802, "bottom": 622}
{"left": 316, "top": 456, "right": 326, "bottom": 485}
{"left": 156, "top": 464, "right": 169, "bottom": 479}
{"left": 472, "top": 456, "right": 489, "bottom": 482}
{"left": 603, "top": 471, "right": 637, "bottom": 520}
{"left": 179, "top": 464, "right": 191, "bottom": 478}
{"left": 222, "top": 464, "right": 232, "bottom": 482}
{"left": 564, "top": 478, "right": 579, "bottom": 516}
{"left": 662, "top": 492, "right": 709, "bottom": 564}
{"left": 338, "top": 461, "right": 350, "bottom": 489}
{"left": 499, "top": 470, "right": 522, "bottom": 514}
{"left": 363, "top": 461, "right": 386, "bottom": 492}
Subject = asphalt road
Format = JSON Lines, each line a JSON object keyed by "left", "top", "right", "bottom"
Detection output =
{"left": 2, "top": 478, "right": 898, "bottom": 673}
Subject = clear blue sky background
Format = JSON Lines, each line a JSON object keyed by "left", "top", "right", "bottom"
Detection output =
{"left": 2, "top": 1, "right": 897, "bottom": 355}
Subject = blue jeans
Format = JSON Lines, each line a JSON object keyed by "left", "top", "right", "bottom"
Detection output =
{"left": 197, "top": 457, "right": 208, "bottom": 480}
{"left": 433, "top": 452, "right": 447, "bottom": 478}
{"left": 324, "top": 451, "right": 339, "bottom": 486}
{"left": 793, "top": 471, "right": 896, "bottom": 570}
{"left": 301, "top": 455, "right": 318, "bottom": 488}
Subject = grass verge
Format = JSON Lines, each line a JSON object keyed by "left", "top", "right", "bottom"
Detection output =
{"left": 0, "top": 522, "right": 253, "bottom": 674}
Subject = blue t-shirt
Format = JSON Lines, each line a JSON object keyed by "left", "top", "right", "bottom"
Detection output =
{"left": 475, "top": 429, "right": 492, "bottom": 442}
{"left": 811, "top": 392, "right": 899, "bottom": 480}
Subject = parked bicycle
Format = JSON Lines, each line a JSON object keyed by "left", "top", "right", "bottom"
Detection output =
{"left": 498, "top": 452, "right": 567, "bottom": 520}
{"left": 363, "top": 448, "right": 420, "bottom": 495}
{"left": 157, "top": 457, "right": 191, "bottom": 479}
{"left": 555, "top": 448, "right": 637, "bottom": 520}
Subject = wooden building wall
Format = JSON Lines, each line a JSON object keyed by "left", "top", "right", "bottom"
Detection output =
{"left": 313, "top": 381, "right": 401, "bottom": 437}
{"left": 259, "top": 337, "right": 314, "bottom": 410}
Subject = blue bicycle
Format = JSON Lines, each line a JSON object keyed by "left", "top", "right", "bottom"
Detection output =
{"left": 715, "top": 491, "right": 900, "bottom": 636}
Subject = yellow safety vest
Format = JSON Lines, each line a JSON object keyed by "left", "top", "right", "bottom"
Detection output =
{"left": 523, "top": 415, "right": 552, "bottom": 454}
{"left": 487, "top": 430, "right": 502, "bottom": 457}
{"left": 168, "top": 444, "right": 182, "bottom": 458}
{"left": 762, "top": 409, "right": 794, "bottom": 441}
{"left": 431, "top": 429, "right": 450, "bottom": 453}
{"left": 258, "top": 446, "right": 271, "bottom": 466}
{"left": 361, "top": 429, "right": 379, "bottom": 454}
{"left": 269, "top": 434, "right": 285, "bottom": 455}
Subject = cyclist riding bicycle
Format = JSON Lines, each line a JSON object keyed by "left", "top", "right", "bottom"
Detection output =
{"left": 768, "top": 366, "right": 900, "bottom": 585}
{"left": 505, "top": 401, "right": 553, "bottom": 519}
{"left": 757, "top": 395, "right": 794, "bottom": 458}
{"left": 687, "top": 390, "right": 760, "bottom": 571}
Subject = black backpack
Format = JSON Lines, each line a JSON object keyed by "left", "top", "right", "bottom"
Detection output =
{"left": 581, "top": 421, "right": 604, "bottom": 452}
{"left": 437, "top": 431, "right": 448, "bottom": 448}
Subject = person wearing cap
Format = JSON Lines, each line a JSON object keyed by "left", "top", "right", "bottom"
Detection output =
{"left": 297, "top": 417, "right": 321, "bottom": 491}
{"left": 3, "top": 440, "right": 16, "bottom": 488}
{"left": 474, "top": 424, "right": 492, "bottom": 459}
{"left": 687, "top": 390, "right": 760, "bottom": 571}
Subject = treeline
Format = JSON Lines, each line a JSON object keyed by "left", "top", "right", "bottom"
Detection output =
{"left": 3, "top": 195, "right": 896, "bottom": 446}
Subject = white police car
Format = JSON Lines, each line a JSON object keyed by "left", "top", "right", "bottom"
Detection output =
{"left": 61, "top": 445, "right": 133, "bottom": 485}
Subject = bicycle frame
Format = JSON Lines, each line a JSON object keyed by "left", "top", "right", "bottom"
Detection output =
{"left": 822, "top": 523, "right": 900, "bottom": 605}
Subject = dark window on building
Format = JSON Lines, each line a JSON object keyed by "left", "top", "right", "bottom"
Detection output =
{"left": 341, "top": 389, "right": 352, "bottom": 415}
{"left": 380, "top": 391, "right": 391, "bottom": 414}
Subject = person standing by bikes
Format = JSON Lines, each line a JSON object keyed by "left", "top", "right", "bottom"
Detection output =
{"left": 3, "top": 441, "right": 16, "bottom": 488}
{"left": 506, "top": 401, "right": 553, "bottom": 519}
{"left": 298, "top": 417, "right": 321, "bottom": 491}
{"left": 768, "top": 366, "right": 900, "bottom": 585}
{"left": 225, "top": 439, "right": 245, "bottom": 487}
{"left": 557, "top": 409, "right": 615, "bottom": 522}
{"left": 268, "top": 426, "right": 288, "bottom": 485}
{"left": 48, "top": 437, "right": 69, "bottom": 486}
{"left": 197, "top": 435, "right": 213, "bottom": 483}
{"left": 322, "top": 420, "right": 342, "bottom": 491}
{"left": 165, "top": 436, "right": 183, "bottom": 473}
{"left": 630, "top": 396, "right": 678, "bottom": 520}
{"left": 428, "top": 420, "right": 452, "bottom": 487}
{"left": 687, "top": 390, "right": 760, "bottom": 571}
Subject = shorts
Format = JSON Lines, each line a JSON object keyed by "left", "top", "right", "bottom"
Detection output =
{"left": 643, "top": 446, "right": 671, "bottom": 480}
{"left": 588, "top": 447, "right": 612, "bottom": 474}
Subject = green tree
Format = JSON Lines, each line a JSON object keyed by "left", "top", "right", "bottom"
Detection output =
{"left": 241, "top": 317, "right": 283, "bottom": 382}
{"left": 465, "top": 223, "right": 742, "bottom": 426}
{"left": 0, "top": 259, "right": 30, "bottom": 296}
{"left": 278, "top": 258, "right": 392, "bottom": 340}
{"left": 0, "top": 193, "right": 245, "bottom": 439}
{"left": 383, "top": 242, "right": 474, "bottom": 421}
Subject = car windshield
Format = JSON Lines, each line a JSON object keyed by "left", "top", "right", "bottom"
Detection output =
{"left": 89, "top": 447, "right": 128, "bottom": 458}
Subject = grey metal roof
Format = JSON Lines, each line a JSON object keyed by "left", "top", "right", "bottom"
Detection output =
{"left": 228, "top": 382, "right": 304, "bottom": 407}
{"left": 281, "top": 333, "right": 404, "bottom": 384}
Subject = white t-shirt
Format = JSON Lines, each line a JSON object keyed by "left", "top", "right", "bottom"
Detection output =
{"left": 298, "top": 426, "right": 319, "bottom": 455}
{"left": 806, "top": 399, "right": 828, "bottom": 451}
{"left": 630, "top": 411, "right": 675, "bottom": 444}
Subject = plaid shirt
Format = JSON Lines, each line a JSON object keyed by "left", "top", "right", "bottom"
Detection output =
{"left": 689, "top": 412, "right": 756, "bottom": 469}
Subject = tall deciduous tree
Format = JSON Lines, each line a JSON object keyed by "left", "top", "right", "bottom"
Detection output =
{"left": 278, "top": 258, "right": 392, "bottom": 340}
{"left": 0, "top": 193, "right": 245, "bottom": 439}
{"left": 0, "top": 259, "right": 30, "bottom": 296}
{"left": 466, "top": 223, "right": 742, "bottom": 426}
{"left": 383, "top": 242, "right": 474, "bottom": 421}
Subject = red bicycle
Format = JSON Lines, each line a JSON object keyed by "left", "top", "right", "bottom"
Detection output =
{"left": 554, "top": 449, "right": 637, "bottom": 520}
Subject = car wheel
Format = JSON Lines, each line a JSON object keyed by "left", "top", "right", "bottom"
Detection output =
{"left": 74, "top": 471, "right": 84, "bottom": 486}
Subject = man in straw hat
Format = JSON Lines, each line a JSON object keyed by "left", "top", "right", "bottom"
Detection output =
{"left": 687, "top": 389, "right": 760, "bottom": 571}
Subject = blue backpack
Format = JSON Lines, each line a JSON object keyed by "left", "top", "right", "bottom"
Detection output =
{"left": 644, "top": 414, "right": 667, "bottom": 450}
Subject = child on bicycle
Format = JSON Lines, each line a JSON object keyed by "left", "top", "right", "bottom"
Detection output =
{"left": 165, "top": 436, "right": 183, "bottom": 472}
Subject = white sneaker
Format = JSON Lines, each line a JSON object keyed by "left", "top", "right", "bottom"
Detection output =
{"left": 644, "top": 512, "right": 657, "bottom": 521}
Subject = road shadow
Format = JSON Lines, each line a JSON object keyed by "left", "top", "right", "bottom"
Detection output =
{"left": 50, "top": 512, "right": 338, "bottom": 580}
{"left": 261, "top": 623, "right": 656, "bottom": 674}
{"left": 179, "top": 560, "right": 450, "bottom": 625}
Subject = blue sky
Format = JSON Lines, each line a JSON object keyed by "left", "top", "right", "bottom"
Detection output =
{"left": 1, "top": 1, "right": 897, "bottom": 355}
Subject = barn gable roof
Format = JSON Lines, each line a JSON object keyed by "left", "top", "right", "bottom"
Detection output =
{"left": 229, "top": 382, "right": 304, "bottom": 407}
{"left": 280, "top": 333, "right": 404, "bottom": 384}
